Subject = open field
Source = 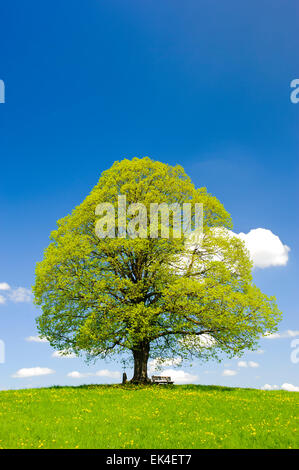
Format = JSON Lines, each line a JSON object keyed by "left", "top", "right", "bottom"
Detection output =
{"left": 0, "top": 384, "right": 298, "bottom": 449}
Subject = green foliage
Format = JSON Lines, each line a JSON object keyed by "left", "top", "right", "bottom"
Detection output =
{"left": 0, "top": 385, "right": 297, "bottom": 449}
{"left": 33, "top": 157, "right": 281, "bottom": 365}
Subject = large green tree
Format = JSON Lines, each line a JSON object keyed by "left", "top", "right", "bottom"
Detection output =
{"left": 33, "top": 158, "right": 281, "bottom": 383}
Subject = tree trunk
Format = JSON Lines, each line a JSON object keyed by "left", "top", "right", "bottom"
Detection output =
{"left": 130, "top": 342, "right": 151, "bottom": 384}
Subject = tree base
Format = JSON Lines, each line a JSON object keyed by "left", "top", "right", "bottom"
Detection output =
{"left": 129, "top": 377, "right": 152, "bottom": 385}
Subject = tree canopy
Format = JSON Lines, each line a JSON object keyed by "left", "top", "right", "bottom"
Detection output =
{"left": 33, "top": 157, "right": 281, "bottom": 383}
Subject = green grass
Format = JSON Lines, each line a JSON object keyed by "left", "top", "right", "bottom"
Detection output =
{"left": 0, "top": 384, "right": 298, "bottom": 449}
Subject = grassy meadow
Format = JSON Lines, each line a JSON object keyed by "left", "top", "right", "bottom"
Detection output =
{"left": 0, "top": 384, "right": 298, "bottom": 449}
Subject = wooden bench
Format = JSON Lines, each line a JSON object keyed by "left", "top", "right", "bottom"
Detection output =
{"left": 151, "top": 375, "right": 174, "bottom": 385}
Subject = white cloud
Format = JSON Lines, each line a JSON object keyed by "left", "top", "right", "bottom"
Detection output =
{"left": 67, "top": 369, "right": 121, "bottom": 379}
{"left": 264, "top": 333, "right": 281, "bottom": 339}
{"left": 281, "top": 383, "right": 299, "bottom": 392}
{"left": 0, "top": 282, "right": 10, "bottom": 290}
{"left": 52, "top": 350, "right": 76, "bottom": 358}
{"left": 8, "top": 287, "right": 32, "bottom": 303}
{"left": 238, "top": 361, "right": 247, "bottom": 368}
{"left": 160, "top": 368, "right": 198, "bottom": 384}
{"left": 261, "top": 383, "right": 299, "bottom": 392}
{"left": 263, "top": 330, "right": 299, "bottom": 340}
{"left": 222, "top": 369, "right": 237, "bottom": 376}
{"left": 25, "top": 335, "right": 48, "bottom": 343}
{"left": 0, "top": 284, "right": 32, "bottom": 305}
{"left": 180, "top": 227, "right": 288, "bottom": 278}
{"left": 261, "top": 384, "right": 278, "bottom": 390}
{"left": 236, "top": 228, "right": 290, "bottom": 269}
{"left": 12, "top": 367, "right": 55, "bottom": 378}
{"left": 67, "top": 371, "right": 83, "bottom": 378}
{"left": 237, "top": 360, "right": 259, "bottom": 368}
{"left": 149, "top": 357, "right": 182, "bottom": 373}
{"left": 180, "top": 334, "right": 216, "bottom": 351}
{"left": 96, "top": 369, "right": 121, "bottom": 379}
{"left": 282, "top": 330, "right": 299, "bottom": 338}
{"left": 248, "top": 361, "right": 259, "bottom": 368}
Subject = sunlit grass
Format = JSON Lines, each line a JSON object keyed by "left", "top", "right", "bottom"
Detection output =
{"left": 0, "top": 384, "right": 298, "bottom": 449}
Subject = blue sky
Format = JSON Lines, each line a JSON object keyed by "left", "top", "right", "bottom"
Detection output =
{"left": 0, "top": 0, "right": 298, "bottom": 390}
